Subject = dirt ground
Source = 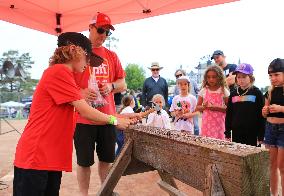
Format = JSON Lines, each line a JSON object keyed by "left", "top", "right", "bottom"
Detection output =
{"left": 0, "top": 119, "right": 202, "bottom": 196}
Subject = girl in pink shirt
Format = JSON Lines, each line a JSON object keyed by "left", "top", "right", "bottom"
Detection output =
{"left": 196, "top": 65, "right": 229, "bottom": 139}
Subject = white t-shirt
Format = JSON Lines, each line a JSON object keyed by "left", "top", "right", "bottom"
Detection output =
{"left": 146, "top": 109, "right": 171, "bottom": 129}
{"left": 198, "top": 87, "right": 230, "bottom": 98}
{"left": 169, "top": 94, "right": 197, "bottom": 133}
{"left": 121, "top": 106, "right": 134, "bottom": 114}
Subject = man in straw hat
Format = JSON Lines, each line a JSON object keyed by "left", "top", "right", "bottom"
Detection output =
{"left": 141, "top": 62, "right": 168, "bottom": 108}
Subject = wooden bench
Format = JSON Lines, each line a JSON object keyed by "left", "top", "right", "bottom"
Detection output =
{"left": 97, "top": 125, "right": 270, "bottom": 196}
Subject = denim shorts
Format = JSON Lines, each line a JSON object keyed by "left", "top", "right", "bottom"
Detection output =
{"left": 264, "top": 121, "right": 284, "bottom": 148}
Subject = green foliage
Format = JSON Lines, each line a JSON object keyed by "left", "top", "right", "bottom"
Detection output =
{"left": 167, "top": 79, "right": 176, "bottom": 86}
{"left": 0, "top": 50, "right": 37, "bottom": 102}
{"left": 1, "top": 50, "right": 34, "bottom": 76}
{"left": 105, "top": 36, "right": 119, "bottom": 50}
{"left": 125, "top": 64, "right": 145, "bottom": 90}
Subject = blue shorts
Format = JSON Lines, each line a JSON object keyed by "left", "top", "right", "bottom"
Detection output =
{"left": 264, "top": 121, "right": 284, "bottom": 148}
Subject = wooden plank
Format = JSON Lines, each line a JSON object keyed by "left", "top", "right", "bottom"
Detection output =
{"left": 158, "top": 180, "right": 187, "bottom": 196}
{"left": 158, "top": 170, "right": 178, "bottom": 189}
{"left": 204, "top": 164, "right": 225, "bottom": 196}
{"left": 97, "top": 139, "right": 133, "bottom": 196}
{"left": 123, "top": 157, "right": 155, "bottom": 176}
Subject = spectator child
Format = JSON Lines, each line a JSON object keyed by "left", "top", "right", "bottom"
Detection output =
{"left": 146, "top": 94, "right": 171, "bottom": 129}
{"left": 262, "top": 58, "right": 284, "bottom": 196}
{"left": 196, "top": 65, "right": 229, "bottom": 139}
{"left": 170, "top": 76, "right": 198, "bottom": 133}
{"left": 116, "top": 95, "right": 135, "bottom": 156}
{"left": 225, "top": 63, "right": 265, "bottom": 146}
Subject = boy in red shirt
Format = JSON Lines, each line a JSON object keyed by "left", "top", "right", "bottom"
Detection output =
{"left": 13, "top": 32, "right": 131, "bottom": 196}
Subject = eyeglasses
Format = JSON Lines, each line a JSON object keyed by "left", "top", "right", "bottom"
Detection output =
{"left": 94, "top": 26, "right": 112, "bottom": 36}
{"left": 151, "top": 69, "right": 160, "bottom": 72}
{"left": 175, "top": 74, "right": 182, "bottom": 78}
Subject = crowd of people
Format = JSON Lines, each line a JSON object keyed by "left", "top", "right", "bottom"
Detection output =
{"left": 11, "top": 12, "right": 284, "bottom": 196}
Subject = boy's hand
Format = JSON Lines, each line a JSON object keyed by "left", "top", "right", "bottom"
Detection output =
{"left": 116, "top": 117, "right": 131, "bottom": 130}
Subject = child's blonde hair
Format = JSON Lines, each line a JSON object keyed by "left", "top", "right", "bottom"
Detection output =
{"left": 152, "top": 94, "right": 165, "bottom": 106}
{"left": 49, "top": 45, "right": 87, "bottom": 66}
{"left": 202, "top": 65, "right": 228, "bottom": 91}
{"left": 119, "top": 95, "right": 134, "bottom": 114}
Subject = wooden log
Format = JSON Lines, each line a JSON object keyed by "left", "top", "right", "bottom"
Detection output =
{"left": 125, "top": 125, "right": 270, "bottom": 196}
{"left": 97, "top": 139, "right": 133, "bottom": 196}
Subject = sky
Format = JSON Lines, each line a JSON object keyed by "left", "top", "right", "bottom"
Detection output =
{"left": 0, "top": 0, "right": 284, "bottom": 88}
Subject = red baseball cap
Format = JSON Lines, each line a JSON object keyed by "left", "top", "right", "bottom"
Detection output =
{"left": 90, "top": 12, "right": 115, "bottom": 31}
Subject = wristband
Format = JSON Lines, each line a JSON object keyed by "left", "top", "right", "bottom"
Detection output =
{"left": 108, "top": 115, "right": 118, "bottom": 125}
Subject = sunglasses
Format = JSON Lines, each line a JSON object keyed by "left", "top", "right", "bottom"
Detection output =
{"left": 175, "top": 74, "right": 182, "bottom": 78}
{"left": 94, "top": 26, "right": 112, "bottom": 36}
{"left": 151, "top": 69, "right": 160, "bottom": 72}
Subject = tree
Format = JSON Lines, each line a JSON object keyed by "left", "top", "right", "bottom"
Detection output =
{"left": 125, "top": 64, "right": 145, "bottom": 90}
{"left": 0, "top": 50, "right": 36, "bottom": 102}
{"left": 167, "top": 79, "right": 176, "bottom": 86}
{"left": 105, "top": 36, "right": 119, "bottom": 50}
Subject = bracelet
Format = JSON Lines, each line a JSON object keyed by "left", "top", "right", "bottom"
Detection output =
{"left": 108, "top": 115, "right": 117, "bottom": 125}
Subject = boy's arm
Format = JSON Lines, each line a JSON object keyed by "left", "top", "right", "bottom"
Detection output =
{"left": 71, "top": 99, "right": 130, "bottom": 130}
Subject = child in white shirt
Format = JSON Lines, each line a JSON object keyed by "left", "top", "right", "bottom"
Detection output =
{"left": 116, "top": 95, "right": 135, "bottom": 156}
{"left": 146, "top": 94, "right": 171, "bottom": 129}
{"left": 170, "top": 76, "right": 198, "bottom": 133}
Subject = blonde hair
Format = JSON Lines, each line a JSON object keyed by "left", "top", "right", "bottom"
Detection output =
{"left": 152, "top": 94, "right": 165, "bottom": 106}
{"left": 49, "top": 45, "right": 87, "bottom": 66}
{"left": 202, "top": 65, "right": 228, "bottom": 92}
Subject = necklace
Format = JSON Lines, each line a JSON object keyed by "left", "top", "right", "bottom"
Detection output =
{"left": 237, "top": 87, "right": 249, "bottom": 96}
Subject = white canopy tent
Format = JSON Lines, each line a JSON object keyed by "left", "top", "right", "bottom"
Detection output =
{"left": 0, "top": 101, "right": 25, "bottom": 108}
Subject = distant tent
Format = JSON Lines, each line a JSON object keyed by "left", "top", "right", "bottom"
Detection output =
{"left": 0, "top": 101, "right": 25, "bottom": 108}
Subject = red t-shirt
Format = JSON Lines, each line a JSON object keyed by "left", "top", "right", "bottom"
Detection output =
{"left": 74, "top": 46, "right": 125, "bottom": 125}
{"left": 14, "top": 64, "right": 81, "bottom": 172}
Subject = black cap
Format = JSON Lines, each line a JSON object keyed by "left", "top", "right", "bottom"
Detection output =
{"left": 57, "top": 32, "right": 103, "bottom": 67}
{"left": 211, "top": 50, "right": 224, "bottom": 60}
{"left": 268, "top": 58, "right": 284, "bottom": 74}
